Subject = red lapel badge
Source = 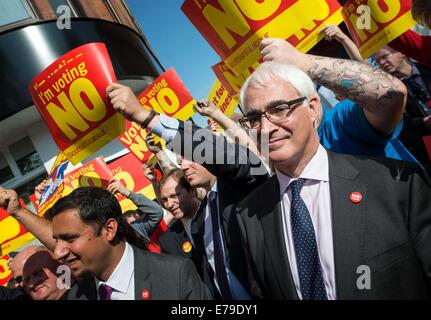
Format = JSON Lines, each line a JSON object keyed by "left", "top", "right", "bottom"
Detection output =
{"left": 141, "top": 289, "right": 150, "bottom": 300}
{"left": 349, "top": 191, "right": 362, "bottom": 203}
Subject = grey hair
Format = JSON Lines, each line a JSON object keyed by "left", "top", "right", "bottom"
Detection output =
{"left": 239, "top": 62, "right": 318, "bottom": 109}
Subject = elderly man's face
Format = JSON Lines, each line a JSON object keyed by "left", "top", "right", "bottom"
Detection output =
{"left": 374, "top": 48, "right": 405, "bottom": 74}
{"left": 243, "top": 80, "right": 317, "bottom": 165}
{"left": 22, "top": 251, "right": 63, "bottom": 300}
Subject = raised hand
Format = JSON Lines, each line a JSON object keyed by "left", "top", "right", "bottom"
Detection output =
{"left": 107, "top": 178, "right": 130, "bottom": 197}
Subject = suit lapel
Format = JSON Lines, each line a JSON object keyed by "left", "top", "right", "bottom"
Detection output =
{"left": 132, "top": 246, "right": 152, "bottom": 300}
{"left": 328, "top": 152, "right": 366, "bottom": 299}
{"left": 260, "top": 176, "right": 298, "bottom": 299}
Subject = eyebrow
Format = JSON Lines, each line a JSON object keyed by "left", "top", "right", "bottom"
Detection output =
{"left": 247, "top": 99, "right": 291, "bottom": 115}
{"left": 53, "top": 233, "right": 80, "bottom": 240}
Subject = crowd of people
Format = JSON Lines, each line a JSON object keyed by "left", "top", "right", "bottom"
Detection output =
{"left": 1, "top": 0, "right": 431, "bottom": 301}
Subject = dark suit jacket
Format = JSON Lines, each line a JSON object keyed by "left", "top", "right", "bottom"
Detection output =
{"left": 0, "top": 287, "right": 29, "bottom": 300}
{"left": 233, "top": 151, "right": 431, "bottom": 299}
{"left": 162, "top": 122, "right": 268, "bottom": 296}
{"left": 159, "top": 215, "right": 219, "bottom": 298}
{"left": 66, "top": 244, "right": 212, "bottom": 300}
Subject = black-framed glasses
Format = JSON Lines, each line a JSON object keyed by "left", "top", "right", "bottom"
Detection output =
{"left": 239, "top": 97, "right": 307, "bottom": 129}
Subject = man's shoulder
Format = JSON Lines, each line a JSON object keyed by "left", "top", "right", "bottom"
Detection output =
{"left": 234, "top": 174, "right": 279, "bottom": 217}
{"left": 328, "top": 151, "right": 428, "bottom": 186}
{"left": 132, "top": 245, "right": 191, "bottom": 269}
{"left": 159, "top": 220, "right": 183, "bottom": 239}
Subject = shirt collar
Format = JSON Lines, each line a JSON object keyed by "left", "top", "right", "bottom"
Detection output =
{"left": 96, "top": 242, "right": 134, "bottom": 294}
{"left": 276, "top": 145, "right": 329, "bottom": 195}
{"left": 210, "top": 180, "right": 218, "bottom": 193}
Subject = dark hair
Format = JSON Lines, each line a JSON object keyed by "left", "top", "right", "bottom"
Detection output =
{"left": 158, "top": 168, "right": 194, "bottom": 194}
{"left": 46, "top": 187, "right": 148, "bottom": 250}
{"left": 412, "top": 0, "right": 431, "bottom": 27}
{"left": 122, "top": 210, "right": 141, "bottom": 218}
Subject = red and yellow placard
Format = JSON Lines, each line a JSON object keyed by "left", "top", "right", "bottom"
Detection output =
{"left": 212, "top": 60, "right": 254, "bottom": 96}
{"left": 118, "top": 68, "right": 195, "bottom": 162}
{"left": 118, "top": 121, "right": 153, "bottom": 163}
{"left": 207, "top": 79, "right": 238, "bottom": 117}
{"left": 0, "top": 254, "right": 13, "bottom": 287}
{"left": 108, "top": 153, "right": 156, "bottom": 212}
{"left": 342, "top": 0, "right": 415, "bottom": 58}
{"left": 182, "top": 0, "right": 343, "bottom": 77}
{"left": 62, "top": 156, "right": 113, "bottom": 196}
{"left": 0, "top": 200, "right": 35, "bottom": 257}
{"left": 29, "top": 42, "right": 125, "bottom": 165}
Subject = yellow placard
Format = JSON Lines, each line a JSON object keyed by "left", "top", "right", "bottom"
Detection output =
{"left": 342, "top": 0, "right": 416, "bottom": 58}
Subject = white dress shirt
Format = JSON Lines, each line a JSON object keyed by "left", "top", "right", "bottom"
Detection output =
{"left": 276, "top": 145, "right": 337, "bottom": 300}
{"left": 203, "top": 182, "right": 250, "bottom": 300}
{"left": 96, "top": 242, "right": 135, "bottom": 300}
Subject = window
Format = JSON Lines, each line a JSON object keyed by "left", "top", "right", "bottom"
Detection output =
{"left": 14, "top": 173, "right": 46, "bottom": 213}
{"left": 48, "top": 0, "right": 80, "bottom": 17}
{"left": 0, "top": 0, "right": 36, "bottom": 29}
{"left": 0, "top": 136, "right": 47, "bottom": 212}
{"left": 0, "top": 152, "right": 14, "bottom": 185}
{"left": 9, "top": 137, "right": 44, "bottom": 176}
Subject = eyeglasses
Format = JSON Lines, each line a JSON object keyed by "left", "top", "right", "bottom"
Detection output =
{"left": 239, "top": 97, "right": 307, "bottom": 129}
{"left": 375, "top": 53, "right": 392, "bottom": 63}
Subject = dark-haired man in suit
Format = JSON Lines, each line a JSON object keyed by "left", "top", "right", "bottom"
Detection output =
{"left": 0, "top": 186, "right": 212, "bottom": 300}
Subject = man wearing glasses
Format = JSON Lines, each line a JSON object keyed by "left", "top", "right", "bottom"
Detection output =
{"left": 106, "top": 39, "right": 431, "bottom": 299}
{"left": 232, "top": 48, "right": 430, "bottom": 299}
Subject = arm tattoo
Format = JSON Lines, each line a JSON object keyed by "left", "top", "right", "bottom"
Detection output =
{"left": 306, "top": 56, "right": 405, "bottom": 112}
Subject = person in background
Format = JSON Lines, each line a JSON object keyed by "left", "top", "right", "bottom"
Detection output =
{"left": 373, "top": 46, "right": 431, "bottom": 174}
{"left": 388, "top": 0, "right": 431, "bottom": 68}
{"left": 106, "top": 177, "right": 163, "bottom": 240}
{"left": 8, "top": 245, "right": 69, "bottom": 300}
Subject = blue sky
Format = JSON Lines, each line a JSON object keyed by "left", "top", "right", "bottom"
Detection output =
{"left": 126, "top": 0, "right": 220, "bottom": 126}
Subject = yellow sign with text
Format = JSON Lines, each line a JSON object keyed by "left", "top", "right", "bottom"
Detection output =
{"left": 342, "top": 0, "right": 415, "bottom": 58}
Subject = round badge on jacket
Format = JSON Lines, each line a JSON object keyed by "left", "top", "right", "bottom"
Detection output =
{"left": 182, "top": 241, "right": 192, "bottom": 253}
{"left": 349, "top": 191, "right": 363, "bottom": 203}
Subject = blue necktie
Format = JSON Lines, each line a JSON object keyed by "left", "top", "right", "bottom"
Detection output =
{"left": 208, "top": 191, "right": 233, "bottom": 300}
{"left": 290, "top": 179, "right": 327, "bottom": 300}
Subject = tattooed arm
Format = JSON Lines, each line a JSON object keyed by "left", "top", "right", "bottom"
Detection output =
{"left": 260, "top": 38, "right": 407, "bottom": 136}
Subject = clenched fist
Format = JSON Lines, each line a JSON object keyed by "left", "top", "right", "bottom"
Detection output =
{"left": 106, "top": 82, "right": 149, "bottom": 124}
{"left": 260, "top": 38, "right": 311, "bottom": 71}
{"left": 0, "top": 187, "right": 21, "bottom": 217}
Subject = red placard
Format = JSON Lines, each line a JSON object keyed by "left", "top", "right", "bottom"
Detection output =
{"left": 62, "top": 156, "right": 113, "bottom": 196}
{"left": 182, "top": 0, "right": 342, "bottom": 75}
{"left": 118, "top": 68, "right": 195, "bottom": 162}
{"left": 342, "top": 0, "right": 415, "bottom": 58}
{"left": 108, "top": 153, "right": 156, "bottom": 211}
{"left": 0, "top": 254, "right": 13, "bottom": 287}
{"left": 29, "top": 43, "right": 125, "bottom": 164}
{"left": 0, "top": 200, "right": 35, "bottom": 256}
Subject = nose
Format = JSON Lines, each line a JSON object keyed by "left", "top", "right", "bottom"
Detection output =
{"left": 180, "top": 159, "right": 192, "bottom": 170}
{"left": 166, "top": 198, "right": 176, "bottom": 210}
{"left": 53, "top": 241, "right": 70, "bottom": 262}
{"left": 260, "top": 114, "right": 276, "bottom": 131}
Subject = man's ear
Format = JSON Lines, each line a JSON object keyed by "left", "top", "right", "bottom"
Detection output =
{"left": 308, "top": 95, "right": 322, "bottom": 126}
{"left": 103, "top": 218, "right": 119, "bottom": 242}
